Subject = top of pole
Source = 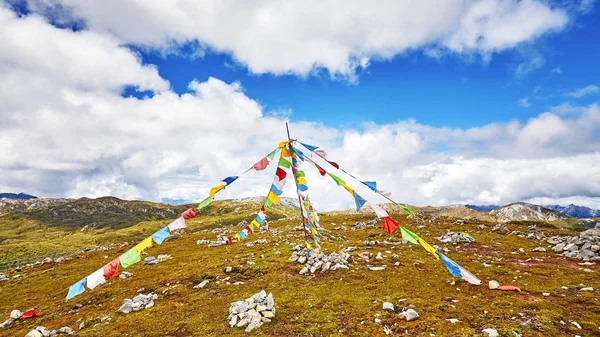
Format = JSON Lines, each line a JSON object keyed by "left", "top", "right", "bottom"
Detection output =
{"left": 286, "top": 122, "right": 291, "bottom": 141}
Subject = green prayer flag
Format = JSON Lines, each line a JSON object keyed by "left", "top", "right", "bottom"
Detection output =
{"left": 196, "top": 196, "right": 212, "bottom": 211}
{"left": 119, "top": 247, "right": 141, "bottom": 269}
{"left": 264, "top": 199, "right": 274, "bottom": 208}
{"left": 400, "top": 205, "right": 416, "bottom": 217}
{"left": 267, "top": 149, "right": 278, "bottom": 160}
{"left": 327, "top": 172, "right": 345, "bottom": 186}
{"left": 294, "top": 170, "right": 305, "bottom": 178}
{"left": 400, "top": 226, "right": 419, "bottom": 245}
{"left": 278, "top": 157, "right": 291, "bottom": 168}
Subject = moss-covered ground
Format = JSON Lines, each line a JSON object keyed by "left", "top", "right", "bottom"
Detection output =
{"left": 0, "top": 210, "right": 598, "bottom": 336}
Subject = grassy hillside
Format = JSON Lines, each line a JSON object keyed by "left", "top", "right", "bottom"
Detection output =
{"left": 1, "top": 209, "right": 598, "bottom": 336}
{"left": 0, "top": 198, "right": 296, "bottom": 262}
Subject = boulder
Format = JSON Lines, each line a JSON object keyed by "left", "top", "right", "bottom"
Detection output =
{"left": 399, "top": 309, "right": 419, "bottom": 321}
{"left": 382, "top": 302, "right": 395, "bottom": 311}
{"left": 488, "top": 280, "right": 500, "bottom": 290}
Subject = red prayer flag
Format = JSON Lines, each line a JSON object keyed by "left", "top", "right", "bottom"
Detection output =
{"left": 20, "top": 308, "right": 36, "bottom": 320}
{"left": 227, "top": 236, "right": 233, "bottom": 244}
{"left": 103, "top": 258, "right": 120, "bottom": 279}
{"left": 382, "top": 217, "right": 399, "bottom": 234}
{"left": 182, "top": 207, "right": 197, "bottom": 220}
{"left": 315, "top": 163, "right": 327, "bottom": 176}
{"left": 327, "top": 160, "right": 339, "bottom": 169}
{"left": 253, "top": 157, "right": 270, "bottom": 171}
{"left": 245, "top": 226, "right": 253, "bottom": 234}
{"left": 275, "top": 167, "right": 287, "bottom": 181}
{"left": 260, "top": 205, "right": 265, "bottom": 212}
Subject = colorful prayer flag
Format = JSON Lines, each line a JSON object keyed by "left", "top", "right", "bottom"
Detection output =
{"left": 167, "top": 217, "right": 186, "bottom": 231}
{"left": 253, "top": 157, "right": 270, "bottom": 171}
{"left": 66, "top": 278, "right": 86, "bottom": 301}
{"left": 275, "top": 167, "right": 287, "bottom": 181}
{"left": 382, "top": 217, "right": 399, "bottom": 234}
{"left": 300, "top": 142, "right": 318, "bottom": 151}
{"left": 103, "top": 258, "right": 119, "bottom": 279}
{"left": 400, "top": 226, "right": 419, "bottom": 244}
{"left": 418, "top": 237, "right": 440, "bottom": 260}
{"left": 315, "top": 163, "right": 327, "bottom": 176}
{"left": 370, "top": 203, "right": 389, "bottom": 218}
{"left": 196, "top": 196, "right": 212, "bottom": 211}
{"left": 267, "top": 191, "right": 279, "bottom": 205}
{"left": 438, "top": 252, "right": 462, "bottom": 277}
{"left": 278, "top": 157, "right": 291, "bottom": 168}
{"left": 363, "top": 181, "right": 378, "bottom": 192}
{"left": 86, "top": 268, "right": 106, "bottom": 290}
{"left": 209, "top": 184, "right": 226, "bottom": 197}
{"left": 327, "top": 172, "right": 345, "bottom": 186}
{"left": 458, "top": 265, "right": 482, "bottom": 285}
{"left": 119, "top": 247, "right": 141, "bottom": 268}
{"left": 222, "top": 176, "right": 238, "bottom": 185}
{"left": 152, "top": 226, "right": 171, "bottom": 245}
{"left": 354, "top": 193, "right": 366, "bottom": 212}
{"left": 135, "top": 237, "right": 153, "bottom": 254}
{"left": 181, "top": 207, "right": 197, "bottom": 220}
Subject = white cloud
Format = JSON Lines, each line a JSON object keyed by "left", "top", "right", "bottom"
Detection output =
{"left": 28, "top": 0, "right": 569, "bottom": 80}
{"left": 1, "top": 3, "right": 599, "bottom": 211}
{"left": 566, "top": 85, "right": 600, "bottom": 98}
{"left": 518, "top": 98, "right": 531, "bottom": 108}
{"left": 515, "top": 56, "right": 545, "bottom": 77}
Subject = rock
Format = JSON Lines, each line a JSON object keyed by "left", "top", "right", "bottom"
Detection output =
{"left": 224, "top": 266, "right": 233, "bottom": 273}
{"left": 118, "top": 300, "right": 133, "bottom": 313}
{"left": 194, "top": 279, "right": 210, "bottom": 289}
{"left": 229, "top": 315, "right": 238, "bottom": 327}
{"left": 100, "top": 316, "right": 111, "bottom": 323}
{"left": 591, "top": 245, "right": 599, "bottom": 252}
{"left": 262, "top": 311, "right": 275, "bottom": 318}
{"left": 542, "top": 293, "right": 550, "bottom": 296}
{"left": 382, "top": 302, "right": 395, "bottom": 311}
{"left": 376, "top": 252, "right": 384, "bottom": 260}
{"left": 369, "top": 266, "right": 386, "bottom": 271}
{"left": 446, "top": 318, "right": 459, "bottom": 323}
{"left": 57, "top": 327, "right": 74, "bottom": 334}
{"left": 488, "top": 280, "right": 500, "bottom": 290}
{"left": 35, "top": 326, "right": 51, "bottom": 337}
{"left": 25, "top": 330, "right": 43, "bottom": 337}
{"left": 571, "top": 321, "right": 582, "bottom": 329}
{"left": 399, "top": 309, "right": 419, "bottom": 321}
{"left": 266, "top": 293, "right": 274, "bottom": 309}
{"left": 119, "top": 271, "right": 133, "bottom": 279}
{"left": 532, "top": 247, "right": 546, "bottom": 252}
{"left": 579, "top": 249, "right": 595, "bottom": 259}
{"left": 579, "top": 287, "right": 594, "bottom": 292}
{"left": 552, "top": 243, "right": 565, "bottom": 252}
{"left": 236, "top": 318, "right": 250, "bottom": 328}
{"left": 10, "top": 309, "right": 22, "bottom": 320}
{"left": 482, "top": 328, "right": 499, "bottom": 337}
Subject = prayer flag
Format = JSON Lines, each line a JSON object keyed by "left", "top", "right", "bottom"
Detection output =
{"left": 371, "top": 203, "right": 389, "bottom": 218}
{"left": 119, "top": 247, "right": 141, "bottom": 269}
{"left": 66, "top": 278, "right": 86, "bottom": 301}
{"left": 253, "top": 157, "right": 270, "bottom": 171}
{"left": 167, "top": 217, "right": 186, "bottom": 231}
{"left": 438, "top": 252, "right": 462, "bottom": 277}
{"left": 342, "top": 184, "right": 354, "bottom": 195}
{"left": 382, "top": 217, "right": 399, "bottom": 234}
{"left": 315, "top": 149, "right": 327, "bottom": 157}
{"left": 196, "top": 196, "right": 212, "bottom": 211}
{"left": 298, "top": 184, "right": 308, "bottom": 192}
{"left": 315, "top": 163, "right": 327, "bottom": 176}
{"left": 400, "top": 226, "right": 419, "bottom": 244}
{"left": 256, "top": 216, "right": 265, "bottom": 225}
{"left": 281, "top": 147, "right": 292, "bottom": 157}
{"left": 300, "top": 142, "right": 318, "bottom": 151}
{"left": 103, "top": 258, "right": 119, "bottom": 279}
{"left": 418, "top": 237, "right": 440, "bottom": 260}
{"left": 227, "top": 236, "right": 233, "bottom": 244}
{"left": 209, "top": 184, "right": 226, "bottom": 197}
{"left": 278, "top": 157, "right": 291, "bottom": 168}
{"left": 327, "top": 173, "right": 345, "bottom": 186}
{"left": 267, "top": 192, "right": 279, "bottom": 205}
{"left": 296, "top": 177, "right": 307, "bottom": 185}
{"left": 267, "top": 149, "right": 278, "bottom": 160}
{"left": 363, "top": 181, "right": 378, "bottom": 192}
{"left": 264, "top": 199, "right": 274, "bottom": 208}
{"left": 152, "top": 226, "right": 171, "bottom": 245}
{"left": 86, "top": 268, "right": 106, "bottom": 290}
{"left": 239, "top": 231, "right": 246, "bottom": 239}
{"left": 293, "top": 148, "right": 305, "bottom": 161}
{"left": 271, "top": 185, "right": 283, "bottom": 196}
{"left": 251, "top": 219, "right": 261, "bottom": 229}
{"left": 257, "top": 210, "right": 266, "bottom": 220}
{"left": 181, "top": 207, "right": 197, "bottom": 220}
{"left": 400, "top": 205, "right": 416, "bottom": 217}
{"left": 294, "top": 170, "right": 305, "bottom": 178}
{"left": 222, "top": 176, "right": 238, "bottom": 185}
{"left": 354, "top": 193, "right": 366, "bottom": 212}
{"left": 245, "top": 226, "right": 253, "bottom": 234}
{"left": 458, "top": 265, "right": 482, "bottom": 285}
{"left": 136, "top": 237, "right": 153, "bottom": 254}
{"left": 275, "top": 167, "right": 287, "bottom": 181}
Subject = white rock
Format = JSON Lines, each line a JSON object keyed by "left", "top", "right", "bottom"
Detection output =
{"left": 542, "top": 293, "right": 550, "bottom": 297}
{"left": 10, "top": 309, "right": 22, "bottom": 320}
{"left": 237, "top": 318, "right": 250, "bottom": 327}
{"left": 482, "top": 328, "right": 499, "bottom": 337}
{"left": 262, "top": 311, "right": 275, "bottom": 318}
{"left": 446, "top": 318, "right": 460, "bottom": 323}
{"left": 488, "top": 280, "right": 500, "bottom": 290}
{"left": 25, "top": 330, "right": 43, "bottom": 337}
{"left": 399, "top": 309, "right": 419, "bottom": 321}
{"left": 266, "top": 293, "right": 274, "bottom": 309}
{"left": 571, "top": 321, "right": 582, "bottom": 329}
{"left": 580, "top": 287, "right": 594, "bottom": 292}
{"left": 382, "top": 302, "right": 395, "bottom": 311}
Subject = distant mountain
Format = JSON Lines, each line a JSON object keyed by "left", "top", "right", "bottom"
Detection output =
{"left": 544, "top": 204, "right": 600, "bottom": 218}
{"left": 464, "top": 204, "right": 499, "bottom": 212}
{"left": 490, "top": 202, "right": 569, "bottom": 223}
{"left": 0, "top": 192, "right": 37, "bottom": 200}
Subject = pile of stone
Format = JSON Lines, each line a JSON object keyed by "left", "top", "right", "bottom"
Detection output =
{"left": 208, "top": 235, "right": 229, "bottom": 247}
{"left": 119, "top": 271, "right": 133, "bottom": 279}
{"left": 118, "top": 293, "right": 157, "bottom": 314}
{"left": 289, "top": 250, "right": 352, "bottom": 274}
{"left": 491, "top": 224, "right": 510, "bottom": 233}
{"left": 0, "top": 273, "right": 8, "bottom": 282}
{"left": 0, "top": 309, "right": 22, "bottom": 328}
{"left": 363, "top": 240, "right": 380, "bottom": 247}
{"left": 196, "top": 238, "right": 210, "bottom": 245}
{"left": 547, "top": 228, "right": 600, "bottom": 261}
{"left": 24, "top": 326, "right": 74, "bottom": 336}
{"left": 438, "top": 231, "right": 475, "bottom": 244}
{"left": 228, "top": 290, "right": 275, "bottom": 333}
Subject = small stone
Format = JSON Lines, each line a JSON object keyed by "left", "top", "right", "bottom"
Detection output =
{"left": 482, "top": 328, "right": 499, "bottom": 337}
{"left": 224, "top": 266, "right": 233, "bottom": 273}
{"left": 25, "top": 330, "right": 43, "bottom": 337}
{"left": 58, "top": 327, "right": 74, "bottom": 334}
{"left": 236, "top": 318, "right": 250, "bottom": 327}
{"left": 399, "top": 309, "right": 419, "bottom": 321}
{"left": 100, "top": 316, "right": 111, "bottom": 323}
{"left": 532, "top": 247, "right": 546, "bottom": 252}
{"left": 10, "top": 309, "right": 22, "bottom": 320}
{"left": 488, "top": 280, "right": 500, "bottom": 290}
{"left": 579, "top": 287, "right": 594, "bottom": 292}
{"left": 118, "top": 299, "right": 133, "bottom": 314}
{"left": 542, "top": 293, "right": 550, "bottom": 296}
{"left": 571, "top": 321, "right": 582, "bottom": 329}
{"left": 446, "top": 318, "right": 459, "bottom": 323}
{"left": 382, "top": 302, "right": 395, "bottom": 311}
{"left": 262, "top": 311, "right": 275, "bottom": 318}
{"left": 35, "top": 326, "right": 51, "bottom": 337}
{"left": 266, "top": 293, "right": 274, "bottom": 309}
{"left": 229, "top": 315, "right": 238, "bottom": 327}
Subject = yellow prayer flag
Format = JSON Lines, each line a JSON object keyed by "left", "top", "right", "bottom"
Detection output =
{"left": 136, "top": 237, "right": 153, "bottom": 254}
{"left": 342, "top": 184, "right": 355, "bottom": 195}
{"left": 418, "top": 237, "right": 440, "bottom": 260}
{"left": 281, "top": 147, "right": 292, "bottom": 157}
{"left": 296, "top": 177, "right": 307, "bottom": 185}
{"left": 278, "top": 141, "right": 289, "bottom": 148}
{"left": 235, "top": 233, "right": 241, "bottom": 242}
{"left": 267, "top": 191, "right": 279, "bottom": 205}
{"left": 251, "top": 219, "right": 260, "bottom": 230}
{"left": 209, "top": 184, "right": 226, "bottom": 197}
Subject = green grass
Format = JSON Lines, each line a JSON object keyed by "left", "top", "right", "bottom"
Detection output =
{"left": 0, "top": 210, "right": 599, "bottom": 336}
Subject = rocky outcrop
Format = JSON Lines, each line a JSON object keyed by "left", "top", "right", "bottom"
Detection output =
{"left": 547, "top": 228, "right": 600, "bottom": 261}
{"left": 289, "top": 250, "right": 351, "bottom": 275}
{"left": 490, "top": 202, "right": 568, "bottom": 223}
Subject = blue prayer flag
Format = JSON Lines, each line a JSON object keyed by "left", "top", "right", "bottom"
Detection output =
{"left": 298, "top": 184, "right": 308, "bottom": 192}
{"left": 222, "top": 176, "right": 238, "bottom": 185}
{"left": 354, "top": 193, "right": 367, "bottom": 212}
{"left": 239, "top": 231, "right": 246, "bottom": 239}
{"left": 300, "top": 142, "right": 318, "bottom": 151}
{"left": 256, "top": 216, "right": 265, "bottom": 225}
{"left": 271, "top": 185, "right": 283, "bottom": 196}
{"left": 66, "top": 277, "right": 87, "bottom": 301}
{"left": 363, "top": 181, "right": 378, "bottom": 192}
{"left": 152, "top": 226, "right": 171, "bottom": 245}
{"left": 438, "top": 252, "right": 462, "bottom": 277}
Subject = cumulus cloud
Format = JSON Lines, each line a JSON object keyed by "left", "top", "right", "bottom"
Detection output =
{"left": 24, "top": 0, "right": 569, "bottom": 80}
{"left": 1, "top": 3, "right": 599, "bottom": 211}
{"left": 566, "top": 85, "right": 600, "bottom": 98}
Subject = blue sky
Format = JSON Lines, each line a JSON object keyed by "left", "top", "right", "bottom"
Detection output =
{"left": 1, "top": 0, "right": 600, "bottom": 209}
{"left": 128, "top": 5, "right": 600, "bottom": 129}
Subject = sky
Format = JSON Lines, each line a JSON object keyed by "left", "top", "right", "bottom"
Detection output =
{"left": 1, "top": 0, "right": 599, "bottom": 210}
